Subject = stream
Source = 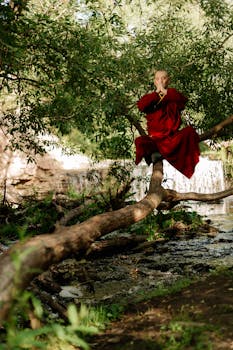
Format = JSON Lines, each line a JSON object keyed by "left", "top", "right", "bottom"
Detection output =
{"left": 52, "top": 158, "right": 233, "bottom": 308}
{"left": 50, "top": 197, "right": 233, "bottom": 310}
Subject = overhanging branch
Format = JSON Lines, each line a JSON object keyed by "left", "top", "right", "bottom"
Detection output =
{"left": 125, "top": 113, "right": 147, "bottom": 136}
{"left": 199, "top": 115, "right": 233, "bottom": 141}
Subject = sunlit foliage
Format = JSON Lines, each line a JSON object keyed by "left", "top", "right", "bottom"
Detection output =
{"left": 0, "top": 0, "right": 232, "bottom": 158}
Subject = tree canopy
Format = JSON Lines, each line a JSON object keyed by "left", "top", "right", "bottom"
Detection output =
{"left": 0, "top": 0, "right": 232, "bottom": 159}
{"left": 0, "top": 0, "right": 233, "bottom": 333}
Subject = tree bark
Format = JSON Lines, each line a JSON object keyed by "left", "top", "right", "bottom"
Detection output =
{"left": 0, "top": 116, "right": 232, "bottom": 324}
{"left": 199, "top": 115, "right": 233, "bottom": 141}
{"left": 164, "top": 188, "right": 233, "bottom": 202}
{"left": 0, "top": 162, "right": 164, "bottom": 323}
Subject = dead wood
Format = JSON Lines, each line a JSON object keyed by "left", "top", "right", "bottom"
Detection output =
{"left": 35, "top": 273, "right": 61, "bottom": 294}
{"left": 86, "top": 235, "right": 148, "bottom": 258}
{"left": 30, "top": 282, "right": 67, "bottom": 321}
{"left": 0, "top": 161, "right": 164, "bottom": 323}
{"left": 0, "top": 115, "right": 232, "bottom": 324}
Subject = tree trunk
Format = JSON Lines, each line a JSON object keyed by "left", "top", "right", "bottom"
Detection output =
{"left": 0, "top": 116, "right": 232, "bottom": 323}
{"left": 0, "top": 162, "right": 164, "bottom": 322}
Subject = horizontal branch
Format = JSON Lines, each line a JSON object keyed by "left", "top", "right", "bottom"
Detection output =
{"left": 0, "top": 73, "right": 40, "bottom": 86}
{"left": 164, "top": 188, "right": 233, "bottom": 202}
{"left": 199, "top": 115, "right": 233, "bottom": 141}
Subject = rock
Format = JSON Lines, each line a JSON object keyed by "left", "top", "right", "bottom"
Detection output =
{"left": 0, "top": 130, "right": 110, "bottom": 203}
{"left": 59, "top": 286, "right": 83, "bottom": 299}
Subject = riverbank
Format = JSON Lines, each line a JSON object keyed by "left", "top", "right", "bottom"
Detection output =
{"left": 90, "top": 270, "right": 233, "bottom": 350}
{"left": 42, "top": 204, "right": 232, "bottom": 350}
{"left": 47, "top": 210, "right": 232, "bottom": 308}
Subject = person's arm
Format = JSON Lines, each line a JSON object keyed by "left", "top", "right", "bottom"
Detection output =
{"left": 137, "top": 91, "right": 160, "bottom": 114}
{"left": 165, "top": 88, "right": 188, "bottom": 110}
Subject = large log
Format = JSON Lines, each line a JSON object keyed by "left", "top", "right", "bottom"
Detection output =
{"left": 0, "top": 162, "right": 164, "bottom": 322}
{"left": 0, "top": 116, "right": 232, "bottom": 323}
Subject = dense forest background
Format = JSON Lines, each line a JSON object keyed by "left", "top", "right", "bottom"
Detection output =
{"left": 1, "top": 0, "right": 232, "bottom": 161}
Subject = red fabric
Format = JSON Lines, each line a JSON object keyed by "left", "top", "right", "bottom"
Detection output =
{"left": 135, "top": 88, "right": 200, "bottom": 178}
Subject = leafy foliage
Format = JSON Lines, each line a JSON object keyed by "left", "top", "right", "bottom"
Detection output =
{"left": 161, "top": 320, "right": 213, "bottom": 350}
{"left": 0, "top": 0, "right": 232, "bottom": 159}
{"left": 0, "top": 195, "right": 60, "bottom": 242}
{"left": 0, "top": 290, "right": 102, "bottom": 350}
{"left": 128, "top": 209, "right": 204, "bottom": 239}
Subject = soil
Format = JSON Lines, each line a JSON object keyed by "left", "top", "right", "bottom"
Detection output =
{"left": 90, "top": 271, "right": 233, "bottom": 350}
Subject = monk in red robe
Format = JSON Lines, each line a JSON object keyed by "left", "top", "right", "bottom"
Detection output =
{"left": 135, "top": 70, "right": 200, "bottom": 178}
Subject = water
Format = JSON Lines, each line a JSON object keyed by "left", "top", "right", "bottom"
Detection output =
{"left": 132, "top": 157, "right": 232, "bottom": 220}
{"left": 132, "top": 157, "right": 226, "bottom": 199}
{"left": 163, "top": 157, "right": 225, "bottom": 193}
{"left": 185, "top": 197, "right": 233, "bottom": 216}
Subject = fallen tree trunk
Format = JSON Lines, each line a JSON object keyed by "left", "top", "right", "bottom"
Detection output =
{"left": 0, "top": 117, "right": 232, "bottom": 323}
{"left": 0, "top": 162, "right": 164, "bottom": 322}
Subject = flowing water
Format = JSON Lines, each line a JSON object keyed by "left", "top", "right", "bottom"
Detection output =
{"left": 132, "top": 157, "right": 225, "bottom": 199}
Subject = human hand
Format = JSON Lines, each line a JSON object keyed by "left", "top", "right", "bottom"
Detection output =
{"left": 156, "top": 83, "right": 167, "bottom": 95}
{"left": 155, "top": 82, "right": 162, "bottom": 93}
{"left": 160, "top": 85, "right": 167, "bottom": 95}
{"left": 154, "top": 70, "right": 169, "bottom": 95}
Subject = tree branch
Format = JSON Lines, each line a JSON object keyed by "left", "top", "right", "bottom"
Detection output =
{"left": 125, "top": 114, "right": 147, "bottom": 136}
{"left": 164, "top": 188, "right": 233, "bottom": 202}
{"left": 0, "top": 73, "right": 41, "bottom": 87}
{"left": 199, "top": 115, "right": 233, "bottom": 141}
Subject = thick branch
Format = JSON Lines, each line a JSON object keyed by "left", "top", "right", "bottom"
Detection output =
{"left": 199, "top": 115, "right": 233, "bottom": 141}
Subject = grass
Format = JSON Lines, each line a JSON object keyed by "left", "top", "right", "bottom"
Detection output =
{"left": 134, "top": 277, "right": 194, "bottom": 303}
{"left": 160, "top": 320, "right": 214, "bottom": 350}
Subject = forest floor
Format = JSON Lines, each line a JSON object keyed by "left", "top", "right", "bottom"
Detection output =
{"left": 90, "top": 271, "right": 233, "bottom": 350}
{"left": 31, "top": 210, "right": 232, "bottom": 350}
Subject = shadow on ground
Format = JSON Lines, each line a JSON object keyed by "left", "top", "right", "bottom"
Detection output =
{"left": 90, "top": 271, "right": 233, "bottom": 350}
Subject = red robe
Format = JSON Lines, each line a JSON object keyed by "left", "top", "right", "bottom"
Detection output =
{"left": 135, "top": 88, "right": 200, "bottom": 178}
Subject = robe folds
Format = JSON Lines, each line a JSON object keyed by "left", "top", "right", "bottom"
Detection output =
{"left": 135, "top": 88, "right": 200, "bottom": 179}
